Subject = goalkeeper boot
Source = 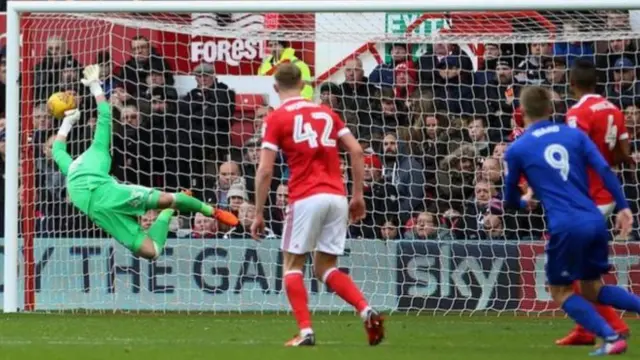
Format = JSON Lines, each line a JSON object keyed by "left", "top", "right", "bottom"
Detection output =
{"left": 589, "top": 337, "right": 627, "bottom": 356}
{"left": 284, "top": 333, "right": 315, "bottom": 347}
{"left": 363, "top": 308, "right": 385, "bottom": 346}
{"left": 556, "top": 326, "right": 596, "bottom": 346}
{"left": 213, "top": 208, "right": 239, "bottom": 227}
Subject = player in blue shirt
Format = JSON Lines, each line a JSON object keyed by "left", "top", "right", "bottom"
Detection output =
{"left": 504, "top": 86, "right": 639, "bottom": 356}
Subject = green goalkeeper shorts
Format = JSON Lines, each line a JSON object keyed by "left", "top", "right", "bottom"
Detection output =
{"left": 86, "top": 182, "right": 159, "bottom": 252}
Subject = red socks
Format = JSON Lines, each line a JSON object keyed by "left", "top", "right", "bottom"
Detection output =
{"left": 285, "top": 268, "right": 370, "bottom": 332}
{"left": 323, "top": 268, "right": 369, "bottom": 313}
{"left": 572, "top": 281, "right": 629, "bottom": 334}
{"left": 284, "top": 271, "right": 312, "bottom": 330}
{"left": 596, "top": 303, "right": 629, "bottom": 333}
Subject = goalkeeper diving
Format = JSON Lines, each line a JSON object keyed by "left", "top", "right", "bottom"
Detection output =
{"left": 52, "top": 64, "right": 239, "bottom": 260}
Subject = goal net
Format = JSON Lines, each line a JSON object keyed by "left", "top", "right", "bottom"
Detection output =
{"left": 7, "top": 7, "right": 640, "bottom": 313}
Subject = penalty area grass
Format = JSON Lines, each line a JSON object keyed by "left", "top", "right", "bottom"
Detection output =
{"left": 0, "top": 313, "right": 636, "bottom": 360}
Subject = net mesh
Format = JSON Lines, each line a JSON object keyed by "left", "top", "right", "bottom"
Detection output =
{"left": 11, "top": 10, "right": 640, "bottom": 313}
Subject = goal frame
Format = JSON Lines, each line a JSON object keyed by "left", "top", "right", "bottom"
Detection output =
{"left": 4, "top": 0, "right": 639, "bottom": 314}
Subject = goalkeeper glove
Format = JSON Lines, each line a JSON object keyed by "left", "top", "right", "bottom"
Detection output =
{"left": 57, "top": 109, "right": 80, "bottom": 137}
{"left": 81, "top": 64, "right": 104, "bottom": 97}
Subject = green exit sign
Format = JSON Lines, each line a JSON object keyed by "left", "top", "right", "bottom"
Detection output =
{"left": 384, "top": 13, "right": 447, "bottom": 63}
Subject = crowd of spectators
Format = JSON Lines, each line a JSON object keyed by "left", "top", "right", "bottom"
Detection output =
{"left": 10, "top": 11, "right": 640, "bottom": 242}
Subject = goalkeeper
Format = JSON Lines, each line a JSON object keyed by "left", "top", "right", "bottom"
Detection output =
{"left": 52, "top": 64, "right": 238, "bottom": 260}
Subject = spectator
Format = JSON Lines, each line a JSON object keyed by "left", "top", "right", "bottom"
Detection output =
{"left": 339, "top": 155, "right": 349, "bottom": 187}
{"left": 371, "top": 87, "right": 409, "bottom": 135}
{"left": 492, "top": 142, "right": 508, "bottom": 160}
{"left": 268, "top": 182, "right": 288, "bottom": 236}
{"left": 466, "top": 117, "right": 491, "bottom": 157}
{"left": 596, "top": 37, "right": 640, "bottom": 92}
{"left": 438, "top": 208, "right": 464, "bottom": 240}
{"left": 180, "top": 63, "right": 235, "bottom": 118}
{"left": 369, "top": 43, "right": 412, "bottom": 87}
{"left": 33, "top": 104, "right": 52, "bottom": 130}
{"left": 606, "top": 57, "right": 640, "bottom": 109}
{"left": 258, "top": 40, "right": 313, "bottom": 99}
{"left": 56, "top": 58, "right": 83, "bottom": 96}
{"left": 318, "top": 82, "right": 342, "bottom": 111}
{"left": 431, "top": 56, "right": 474, "bottom": 115}
{"left": 96, "top": 51, "right": 118, "bottom": 99}
{"left": 225, "top": 181, "right": 247, "bottom": 221}
{"left": 620, "top": 103, "right": 640, "bottom": 218}
{"left": 349, "top": 153, "right": 398, "bottom": 239}
{"left": 482, "top": 214, "right": 507, "bottom": 241}
{"left": 340, "top": 57, "right": 377, "bottom": 138}
{"left": 118, "top": 36, "right": 173, "bottom": 98}
{"left": 226, "top": 201, "right": 273, "bottom": 239}
{"left": 36, "top": 135, "right": 64, "bottom": 197}
{"left": 624, "top": 104, "right": 640, "bottom": 151}
{"left": 402, "top": 107, "right": 449, "bottom": 186}
{"left": 178, "top": 62, "right": 236, "bottom": 173}
{"left": 475, "top": 43, "right": 501, "bottom": 85}
{"left": 241, "top": 134, "right": 261, "bottom": 196}
{"left": 436, "top": 144, "right": 476, "bottom": 212}
{"left": 404, "top": 212, "right": 440, "bottom": 240}
{"left": 461, "top": 180, "right": 502, "bottom": 240}
{"left": 32, "top": 104, "right": 53, "bottom": 157}
{"left": 381, "top": 131, "right": 425, "bottom": 223}
{"left": 484, "top": 43, "right": 501, "bottom": 67}
{"left": 379, "top": 219, "right": 401, "bottom": 240}
{"left": 393, "top": 62, "right": 418, "bottom": 99}
{"left": 238, "top": 202, "right": 258, "bottom": 236}
{"left": 191, "top": 212, "right": 217, "bottom": 238}
{"left": 542, "top": 56, "right": 570, "bottom": 99}
{"left": 111, "top": 104, "right": 159, "bottom": 188}
{"left": 213, "top": 161, "right": 242, "bottom": 208}
{"left": 144, "top": 69, "right": 179, "bottom": 114}
{"left": 485, "top": 57, "right": 518, "bottom": 139}
{"left": 139, "top": 209, "right": 179, "bottom": 239}
{"left": 143, "top": 87, "right": 172, "bottom": 186}
{"left": 481, "top": 157, "right": 504, "bottom": 188}
{"left": 109, "top": 84, "right": 134, "bottom": 114}
{"left": 515, "top": 42, "right": 552, "bottom": 85}
{"left": 418, "top": 42, "right": 473, "bottom": 86}
{"left": 35, "top": 134, "right": 72, "bottom": 235}
{"left": 33, "top": 36, "right": 80, "bottom": 102}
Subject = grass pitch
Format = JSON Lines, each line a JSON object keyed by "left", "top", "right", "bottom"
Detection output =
{"left": 0, "top": 313, "right": 637, "bottom": 360}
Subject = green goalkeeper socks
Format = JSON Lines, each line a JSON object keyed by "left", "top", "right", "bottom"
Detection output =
{"left": 147, "top": 209, "right": 175, "bottom": 254}
{"left": 174, "top": 192, "right": 213, "bottom": 216}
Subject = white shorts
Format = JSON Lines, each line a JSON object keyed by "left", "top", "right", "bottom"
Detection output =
{"left": 598, "top": 202, "right": 616, "bottom": 217}
{"left": 281, "top": 193, "right": 348, "bottom": 255}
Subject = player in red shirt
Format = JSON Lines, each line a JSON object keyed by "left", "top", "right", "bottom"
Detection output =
{"left": 555, "top": 59, "right": 631, "bottom": 346}
{"left": 251, "top": 63, "right": 384, "bottom": 347}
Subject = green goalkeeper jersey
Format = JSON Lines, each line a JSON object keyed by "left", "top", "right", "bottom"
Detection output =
{"left": 52, "top": 101, "right": 116, "bottom": 213}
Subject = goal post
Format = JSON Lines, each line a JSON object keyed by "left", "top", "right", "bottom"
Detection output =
{"left": 6, "top": 0, "right": 640, "bottom": 314}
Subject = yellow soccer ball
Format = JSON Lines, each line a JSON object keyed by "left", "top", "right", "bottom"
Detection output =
{"left": 47, "top": 91, "right": 76, "bottom": 119}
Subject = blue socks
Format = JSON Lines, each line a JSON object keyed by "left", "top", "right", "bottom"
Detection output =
{"left": 598, "top": 285, "right": 640, "bottom": 313}
{"left": 562, "top": 294, "right": 618, "bottom": 340}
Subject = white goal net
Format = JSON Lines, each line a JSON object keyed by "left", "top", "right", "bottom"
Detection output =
{"left": 7, "top": 8, "right": 640, "bottom": 313}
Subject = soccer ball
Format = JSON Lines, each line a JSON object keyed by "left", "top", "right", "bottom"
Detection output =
{"left": 47, "top": 91, "right": 76, "bottom": 119}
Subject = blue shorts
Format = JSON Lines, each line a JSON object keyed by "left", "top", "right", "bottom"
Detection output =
{"left": 545, "top": 221, "right": 611, "bottom": 286}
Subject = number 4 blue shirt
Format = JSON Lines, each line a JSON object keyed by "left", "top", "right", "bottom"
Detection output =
{"left": 503, "top": 120, "right": 628, "bottom": 234}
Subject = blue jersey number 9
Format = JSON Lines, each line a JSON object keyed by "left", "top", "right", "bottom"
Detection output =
{"left": 544, "top": 144, "right": 570, "bottom": 181}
